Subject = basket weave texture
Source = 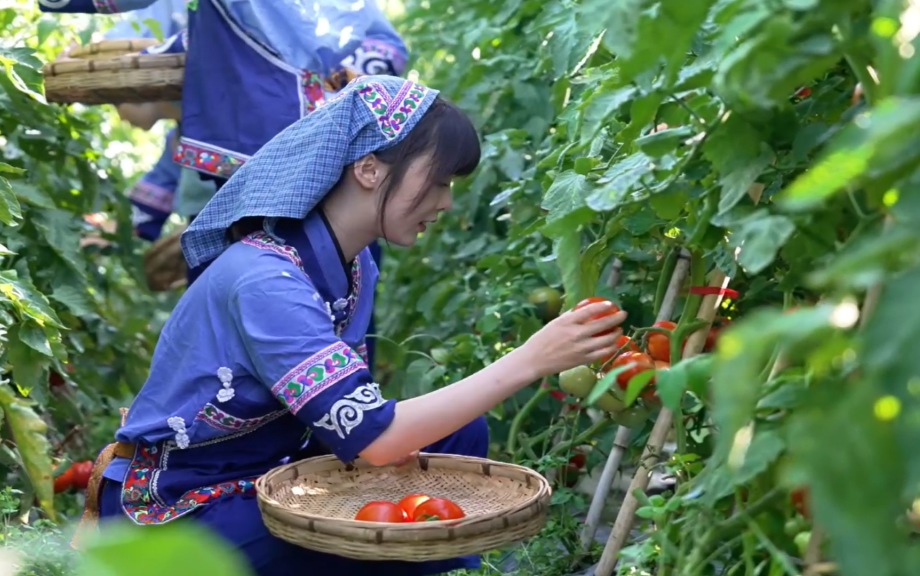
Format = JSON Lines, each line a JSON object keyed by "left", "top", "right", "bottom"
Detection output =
{"left": 143, "top": 225, "right": 188, "bottom": 292}
{"left": 43, "top": 40, "right": 184, "bottom": 105}
{"left": 256, "top": 453, "right": 552, "bottom": 562}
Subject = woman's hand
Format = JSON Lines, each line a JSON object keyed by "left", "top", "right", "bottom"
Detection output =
{"left": 520, "top": 301, "right": 626, "bottom": 378}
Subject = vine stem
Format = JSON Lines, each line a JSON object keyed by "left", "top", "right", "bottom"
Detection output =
{"left": 580, "top": 248, "right": 691, "bottom": 550}
{"left": 595, "top": 267, "right": 728, "bottom": 576}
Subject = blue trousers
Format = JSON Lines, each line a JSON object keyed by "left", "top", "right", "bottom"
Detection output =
{"left": 99, "top": 416, "right": 489, "bottom": 576}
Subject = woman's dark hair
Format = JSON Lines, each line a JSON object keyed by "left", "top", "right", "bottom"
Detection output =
{"left": 229, "top": 95, "right": 480, "bottom": 242}
{"left": 371, "top": 95, "right": 481, "bottom": 232}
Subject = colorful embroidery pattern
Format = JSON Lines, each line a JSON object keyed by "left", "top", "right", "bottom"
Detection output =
{"left": 129, "top": 181, "right": 174, "bottom": 213}
{"left": 356, "top": 342, "right": 369, "bottom": 364}
{"left": 357, "top": 82, "right": 429, "bottom": 141}
{"left": 271, "top": 342, "right": 367, "bottom": 414}
{"left": 241, "top": 232, "right": 304, "bottom": 271}
{"left": 173, "top": 139, "right": 248, "bottom": 178}
{"left": 195, "top": 403, "right": 286, "bottom": 433}
{"left": 121, "top": 444, "right": 257, "bottom": 525}
{"left": 92, "top": 0, "right": 119, "bottom": 13}
{"left": 301, "top": 71, "right": 326, "bottom": 115}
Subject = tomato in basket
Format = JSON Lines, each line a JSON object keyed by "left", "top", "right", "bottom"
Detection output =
{"left": 397, "top": 493, "right": 431, "bottom": 518}
{"left": 412, "top": 497, "right": 465, "bottom": 522}
{"left": 354, "top": 501, "right": 409, "bottom": 523}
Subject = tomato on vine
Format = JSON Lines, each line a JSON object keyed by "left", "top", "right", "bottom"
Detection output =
{"left": 573, "top": 297, "right": 621, "bottom": 336}
{"left": 646, "top": 321, "right": 677, "bottom": 362}
{"left": 528, "top": 287, "right": 563, "bottom": 323}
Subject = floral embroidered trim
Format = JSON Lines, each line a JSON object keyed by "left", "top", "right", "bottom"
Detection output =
{"left": 173, "top": 138, "right": 249, "bottom": 178}
{"left": 166, "top": 416, "right": 190, "bottom": 449}
{"left": 129, "top": 180, "right": 174, "bottom": 213}
{"left": 301, "top": 71, "right": 326, "bottom": 116}
{"left": 195, "top": 403, "right": 286, "bottom": 433}
{"left": 271, "top": 342, "right": 366, "bottom": 415}
{"left": 92, "top": 0, "right": 119, "bottom": 13}
{"left": 313, "top": 382, "right": 387, "bottom": 440}
{"left": 357, "top": 82, "right": 429, "bottom": 141}
{"left": 121, "top": 444, "right": 256, "bottom": 525}
{"left": 241, "top": 232, "right": 304, "bottom": 271}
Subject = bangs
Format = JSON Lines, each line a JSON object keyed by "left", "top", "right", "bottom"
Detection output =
{"left": 427, "top": 99, "right": 481, "bottom": 182}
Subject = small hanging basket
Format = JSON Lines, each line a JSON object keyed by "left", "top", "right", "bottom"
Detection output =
{"left": 43, "top": 40, "right": 184, "bottom": 105}
{"left": 256, "top": 452, "right": 552, "bottom": 562}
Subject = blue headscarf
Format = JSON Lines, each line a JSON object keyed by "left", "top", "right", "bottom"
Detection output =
{"left": 180, "top": 75, "right": 439, "bottom": 268}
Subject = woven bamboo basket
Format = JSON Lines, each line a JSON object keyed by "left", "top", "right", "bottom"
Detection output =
{"left": 256, "top": 452, "right": 552, "bottom": 562}
{"left": 68, "top": 39, "right": 161, "bottom": 60}
{"left": 143, "top": 224, "right": 188, "bottom": 292}
{"left": 43, "top": 42, "right": 184, "bottom": 105}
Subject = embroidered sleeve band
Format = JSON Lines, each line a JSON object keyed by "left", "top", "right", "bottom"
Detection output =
{"left": 271, "top": 341, "right": 366, "bottom": 414}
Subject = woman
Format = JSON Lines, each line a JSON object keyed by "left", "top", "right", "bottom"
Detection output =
{"left": 78, "top": 76, "right": 627, "bottom": 575}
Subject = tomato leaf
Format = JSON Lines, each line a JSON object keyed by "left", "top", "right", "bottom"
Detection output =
{"left": 0, "top": 383, "right": 54, "bottom": 521}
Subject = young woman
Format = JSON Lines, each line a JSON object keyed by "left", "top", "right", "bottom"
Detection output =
{"left": 77, "top": 76, "right": 627, "bottom": 575}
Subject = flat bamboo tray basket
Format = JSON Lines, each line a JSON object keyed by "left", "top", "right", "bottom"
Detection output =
{"left": 256, "top": 452, "right": 552, "bottom": 562}
{"left": 43, "top": 40, "right": 184, "bottom": 105}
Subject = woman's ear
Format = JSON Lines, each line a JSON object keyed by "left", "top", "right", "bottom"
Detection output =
{"left": 352, "top": 154, "right": 384, "bottom": 190}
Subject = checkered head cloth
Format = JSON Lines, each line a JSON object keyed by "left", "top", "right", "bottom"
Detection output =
{"left": 180, "top": 75, "right": 440, "bottom": 268}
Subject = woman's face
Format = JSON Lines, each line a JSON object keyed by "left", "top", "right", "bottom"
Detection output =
{"left": 378, "top": 155, "right": 452, "bottom": 246}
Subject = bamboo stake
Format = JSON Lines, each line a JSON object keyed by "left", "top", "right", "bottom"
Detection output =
{"left": 595, "top": 268, "right": 728, "bottom": 575}
{"left": 580, "top": 249, "right": 691, "bottom": 549}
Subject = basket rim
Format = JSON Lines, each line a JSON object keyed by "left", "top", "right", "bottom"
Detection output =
{"left": 42, "top": 53, "right": 186, "bottom": 76}
{"left": 68, "top": 39, "right": 160, "bottom": 58}
{"left": 256, "top": 452, "right": 551, "bottom": 532}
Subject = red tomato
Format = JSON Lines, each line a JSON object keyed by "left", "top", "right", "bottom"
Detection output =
{"left": 557, "top": 463, "right": 582, "bottom": 489}
{"left": 568, "top": 452, "right": 587, "bottom": 469}
{"left": 609, "top": 352, "right": 655, "bottom": 390}
{"left": 646, "top": 321, "right": 677, "bottom": 362}
{"left": 397, "top": 494, "right": 431, "bottom": 519}
{"left": 53, "top": 467, "right": 74, "bottom": 494}
{"left": 573, "top": 297, "right": 621, "bottom": 336}
{"left": 794, "top": 86, "right": 812, "bottom": 99}
{"left": 791, "top": 487, "right": 811, "bottom": 519}
{"left": 412, "top": 497, "right": 465, "bottom": 522}
{"left": 600, "top": 335, "right": 640, "bottom": 366}
{"left": 71, "top": 461, "right": 94, "bottom": 491}
{"left": 355, "top": 501, "right": 409, "bottom": 523}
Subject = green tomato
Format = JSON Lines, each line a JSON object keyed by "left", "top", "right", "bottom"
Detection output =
{"left": 559, "top": 366, "right": 597, "bottom": 399}
{"left": 794, "top": 531, "right": 811, "bottom": 558}
{"left": 528, "top": 287, "right": 563, "bottom": 323}
{"left": 612, "top": 405, "right": 651, "bottom": 428}
{"left": 594, "top": 392, "right": 627, "bottom": 414}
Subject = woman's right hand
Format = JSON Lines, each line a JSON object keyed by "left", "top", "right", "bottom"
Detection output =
{"left": 520, "top": 301, "right": 627, "bottom": 378}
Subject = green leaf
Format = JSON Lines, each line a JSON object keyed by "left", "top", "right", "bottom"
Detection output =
{"left": 6, "top": 325, "right": 45, "bottom": 394}
{"left": 541, "top": 171, "right": 590, "bottom": 223}
{"left": 779, "top": 97, "right": 920, "bottom": 210}
{"left": 0, "top": 270, "right": 63, "bottom": 328}
{"left": 586, "top": 152, "right": 656, "bottom": 211}
{"left": 78, "top": 521, "right": 256, "bottom": 576}
{"left": 807, "top": 225, "right": 920, "bottom": 291}
{"left": 13, "top": 181, "right": 56, "bottom": 209}
{"left": 18, "top": 321, "right": 52, "bottom": 357}
{"left": 728, "top": 210, "right": 796, "bottom": 274}
{"left": 0, "top": 176, "right": 23, "bottom": 225}
{"left": 703, "top": 114, "right": 773, "bottom": 214}
{"left": 33, "top": 210, "right": 84, "bottom": 273}
{"left": 51, "top": 282, "right": 96, "bottom": 317}
{"left": 0, "top": 384, "right": 54, "bottom": 521}
{"left": 0, "top": 162, "right": 26, "bottom": 175}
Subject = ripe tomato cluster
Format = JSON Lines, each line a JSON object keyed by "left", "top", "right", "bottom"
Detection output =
{"left": 561, "top": 297, "right": 729, "bottom": 406}
{"left": 354, "top": 493, "right": 465, "bottom": 523}
{"left": 54, "top": 460, "right": 93, "bottom": 494}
